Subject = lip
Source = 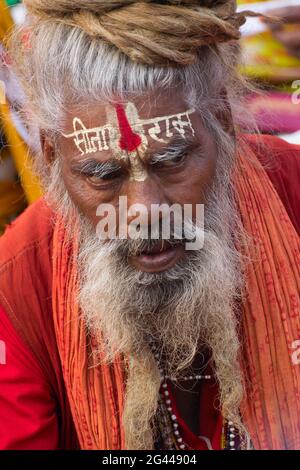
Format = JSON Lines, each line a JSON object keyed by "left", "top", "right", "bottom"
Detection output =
{"left": 129, "top": 244, "right": 185, "bottom": 273}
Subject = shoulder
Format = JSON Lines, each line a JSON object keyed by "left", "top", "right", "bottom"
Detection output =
{"left": 0, "top": 198, "right": 57, "bottom": 377}
{"left": 0, "top": 197, "right": 55, "bottom": 269}
{"left": 242, "top": 133, "right": 300, "bottom": 164}
{"left": 240, "top": 134, "right": 300, "bottom": 234}
{"left": 0, "top": 200, "right": 78, "bottom": 449}
{"left": 0, "top": 197, "right": 55, "bottom": 313}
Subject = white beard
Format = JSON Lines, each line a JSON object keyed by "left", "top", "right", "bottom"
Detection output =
{"left": 46, "top": 152, "right": 248, "bottom": 449}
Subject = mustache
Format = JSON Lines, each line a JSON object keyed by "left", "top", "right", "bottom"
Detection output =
{"left": 99, "top": 219, "right": 202, "bottom": 257}
{"left": 120, "top": 237, "right": 184, "bottom": 257}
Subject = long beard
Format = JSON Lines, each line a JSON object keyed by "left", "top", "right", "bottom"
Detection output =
{"left": 77, "top": 191, "right": 246, "bottom": 448}
{"left": 79, "top": 212, "right": 241, "bottom": 373}
{"left": 46, "top": 152, "right": 247, "bottom": 449}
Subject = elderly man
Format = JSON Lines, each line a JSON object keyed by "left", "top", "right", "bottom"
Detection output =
{"left": 0, "top": 0, "right": 299, "bottom": 451}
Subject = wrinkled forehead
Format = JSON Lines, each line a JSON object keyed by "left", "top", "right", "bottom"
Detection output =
{"left": 59, "top": 92, "right": 201, "bottom": 170}
{"left": 62, "top": 91, "right": 192, "bottom": 134}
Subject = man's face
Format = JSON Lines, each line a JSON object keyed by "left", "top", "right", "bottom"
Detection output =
{"left": 55, "top": 90, "right": 218, "bottom": 273}
{"left": 43, "top": 90, "right": 242, "bottom": 435}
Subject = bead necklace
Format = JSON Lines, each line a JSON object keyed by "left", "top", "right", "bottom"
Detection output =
{"left": 149, "top": 339, "right": 239, "bottom": 450}
{"left": 159, "top": 374, "right": 238, "bottom": 450}
{"left": 164, "top": 374, "right": 212, "bottom": 382}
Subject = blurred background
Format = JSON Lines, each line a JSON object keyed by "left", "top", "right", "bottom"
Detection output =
{"left": 0, "top": 0, "right": 300, "bottom": 232}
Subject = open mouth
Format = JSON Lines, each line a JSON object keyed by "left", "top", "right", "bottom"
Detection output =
{"left": 129, "top": 240, "right": 185, "bottom": 273}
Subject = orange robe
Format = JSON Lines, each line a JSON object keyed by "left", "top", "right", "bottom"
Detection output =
{"left": 0, "top": 135, "right": 299, "bottom": 449}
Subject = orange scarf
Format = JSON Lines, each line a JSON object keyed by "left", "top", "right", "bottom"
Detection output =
{"left": 52, "top": 141, "right": 300, "bottom": 450}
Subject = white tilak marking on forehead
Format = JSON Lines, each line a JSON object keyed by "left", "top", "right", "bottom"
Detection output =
{"left": 107, "top": 102, "right": 149, "bottom": 182}
{"left": 62, "top": 103, "right": 196, "bottom": 182}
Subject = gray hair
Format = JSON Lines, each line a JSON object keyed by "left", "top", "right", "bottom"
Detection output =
{"left": 9, "top": 14, "right": 255, "bottom": 180}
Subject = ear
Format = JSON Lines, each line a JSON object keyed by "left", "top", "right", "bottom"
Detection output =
{"left": 215, "top": 88, "right": 236, "bottom": 138}
{"left": 39, "top": 129, "right": 56, "bottom": 166}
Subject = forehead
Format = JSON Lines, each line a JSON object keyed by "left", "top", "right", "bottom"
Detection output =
{"left": 62, "top": 90, "right": 190, "bottom": 133}
{"left": 59, "top": 89, "right": 203, "bottom": 163}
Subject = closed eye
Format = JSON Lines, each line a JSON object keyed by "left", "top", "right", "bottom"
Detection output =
{"left": 91, "top": 168, "right": 123, "bottom": 180}
{"left": 150, "top": 145, "right": 189, "bottom": 168}
{"left": 85, "top": 167, "right": 124, "bottom": 188}
{"left": 72, "top": 159, "right": 124, "bottom": 187}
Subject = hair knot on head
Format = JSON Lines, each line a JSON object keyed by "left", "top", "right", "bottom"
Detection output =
{"left": 23, "top": 0, "right": 250, "bottom": 66}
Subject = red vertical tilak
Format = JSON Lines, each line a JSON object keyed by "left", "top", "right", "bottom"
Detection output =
{"left": 115, "top": 104, "right": 142, "bottom": 152}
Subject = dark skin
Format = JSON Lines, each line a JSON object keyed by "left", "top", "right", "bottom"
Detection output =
{"left": 41, "top": 89, "right": 232, "bottom": 436}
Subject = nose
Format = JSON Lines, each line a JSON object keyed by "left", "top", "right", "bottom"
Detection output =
{"left": 121, "top": 177, "right": 167, "bottom": 233}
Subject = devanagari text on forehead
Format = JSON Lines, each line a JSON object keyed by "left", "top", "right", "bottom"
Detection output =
{"left": 62, "top": 103, "right": 196, "bottom": 158}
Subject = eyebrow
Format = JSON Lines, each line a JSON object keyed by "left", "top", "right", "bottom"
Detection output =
{"left": 70, "top": 135, "right": 198, "bottom": 177}
{"left": 71, "top": 159, "right": 123, "bottom": 178}
{"left": 150, "top": 135, "right": 197, "bottom": 164}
